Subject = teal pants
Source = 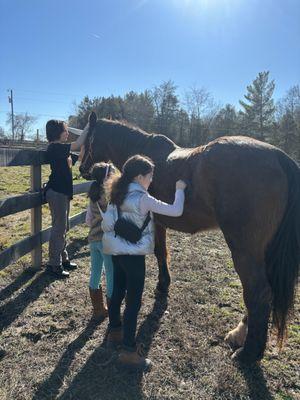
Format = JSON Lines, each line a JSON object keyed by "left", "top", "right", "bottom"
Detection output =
{"left": 89, "top": 240, "right": 114, "bottom": 298}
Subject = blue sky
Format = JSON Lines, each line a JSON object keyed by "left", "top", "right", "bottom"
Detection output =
{"left": 1, "top": 0, "right": 299, "bottom": 135}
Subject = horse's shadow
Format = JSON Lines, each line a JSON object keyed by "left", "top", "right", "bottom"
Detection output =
{"left": 53, "top": 291, "right": 168, "bottom": 400}
{"left": 236, "top": 362, "right": 274, "bottom": 400}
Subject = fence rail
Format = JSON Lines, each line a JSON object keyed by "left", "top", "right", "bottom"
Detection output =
{"left": 0, "top": 181, "right": 92, "bottom": 218}
{"left": 0, "top": 147, "right": 91, "bottom": 270}
{"left": 0, "top": 148, "right": 48, "bottom": 167}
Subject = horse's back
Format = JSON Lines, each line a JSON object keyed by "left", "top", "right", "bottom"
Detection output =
{"left": 154, "top": 136, "right": 293, "bottom": 242}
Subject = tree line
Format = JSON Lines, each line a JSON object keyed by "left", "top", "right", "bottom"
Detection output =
{"left": 2, "top": 71, "right": 299, "bottom": 162}
{"left": 68, "top": 71, "right": 300, "bottom": 162}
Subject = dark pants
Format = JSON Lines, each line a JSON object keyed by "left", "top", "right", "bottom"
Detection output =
{"left": 46, "top": 188, "right": 70, "bottom": 266}
{"left": 109, "top": 255, "right": 146, "bottom": 351}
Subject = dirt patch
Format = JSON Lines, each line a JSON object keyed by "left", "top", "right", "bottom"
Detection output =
{"left": 0, "top": 228, "right": 299, "bottom": 400}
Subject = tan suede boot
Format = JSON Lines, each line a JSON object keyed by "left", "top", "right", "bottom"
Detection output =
{"left": 106, "top": 327, "right": 123, "bottom": 349}
{"left": 89, "top": 287, "right": 108, "bottom": 320}
{"left": 118, "top": 344, "right": 152, "bottom": 371}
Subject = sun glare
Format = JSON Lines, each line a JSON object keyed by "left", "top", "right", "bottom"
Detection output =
{"left": 171, "top": 0, "right": 240, "bottom": 11}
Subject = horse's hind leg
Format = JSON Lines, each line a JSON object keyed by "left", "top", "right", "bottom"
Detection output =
{"left": 154, "top": 224, "right": 170, "bottom": 293}
{"left": 229, "top": 252, "right": 272, "bottom": 363}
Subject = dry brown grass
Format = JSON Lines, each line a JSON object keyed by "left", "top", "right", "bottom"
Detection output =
{"left": 0, "top": 166, "right": 299, "bottom": 400}
{"left": 0, "top": 228, "right": 299, "bottom": 400}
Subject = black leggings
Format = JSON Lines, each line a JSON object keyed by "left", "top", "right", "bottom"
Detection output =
{"left": 109, "top": 255, "right": 145, "bottom": 350}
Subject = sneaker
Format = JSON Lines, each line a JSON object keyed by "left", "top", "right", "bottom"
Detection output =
{"left": 62, "top": 261, "right": 78, "bottom": 270}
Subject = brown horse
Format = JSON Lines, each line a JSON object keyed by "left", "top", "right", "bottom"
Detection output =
{"left": 79, "top": 112, "right": 300, "bottom": 364}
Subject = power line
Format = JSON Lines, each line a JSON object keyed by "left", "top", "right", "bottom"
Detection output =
{"left": 0, "top": 110, "right": 68, "bottom": 118}
{"left": 13, "top": 89, "right": 88, "bottom": 97}
{"left": 7, "top": 96, "right": 74, "bottom": 105}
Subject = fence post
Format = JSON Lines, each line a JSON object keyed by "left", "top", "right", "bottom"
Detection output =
{"left": 30, "top": 164, "right": 42, "bottom": 268}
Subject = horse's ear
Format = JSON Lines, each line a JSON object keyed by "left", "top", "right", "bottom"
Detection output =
{"left": 89, "top": 111, "right": 97, "bottom": 128}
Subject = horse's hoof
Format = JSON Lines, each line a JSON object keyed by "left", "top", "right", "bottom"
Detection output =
{"left": 231, "top": 347, "right": 260, "bottom": 365}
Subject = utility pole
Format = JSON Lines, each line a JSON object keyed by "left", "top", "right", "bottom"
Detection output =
{"left": 8, "top": 89, "right": 15, "bottom": 140}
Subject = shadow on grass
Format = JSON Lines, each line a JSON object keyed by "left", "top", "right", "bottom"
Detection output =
{"left": 55, "top": 291, "right": 168, "bottom": 400}
{"left": 66, "top": 238, "right": 88, "bottom": 257}
{"left": 0, "top": 237, "right": 87, "bottom": 334}
{"left": 136, "top": 290, "right": 168, "bottom": 354}
{"left": 0, "top": 267, "right": 38, "bottom": 302}
{"left": 71, "top": 251, "right": 90, "bottom": 261}
{"left": 0, "top": 270, "right": 56, "bottom": 333}
{"left": 32, "top": 320, "right": 98, "bottom": 400}
{"left": 65, "top": 237, "right": 90, "bottom": 262}
{"left": 238, "top": 362, "right": 274, "bottom": 400}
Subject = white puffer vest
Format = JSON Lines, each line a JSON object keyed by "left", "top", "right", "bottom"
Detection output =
{"left": 101, "top": 183, "right": 155, "bottom": 255}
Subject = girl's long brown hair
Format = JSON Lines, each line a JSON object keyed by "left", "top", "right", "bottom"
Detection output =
{"left": 109, "top": 155, "right": 154, "bottom": 207}
{"left": 88, "top": 162, "right": 114, "bottom": 203}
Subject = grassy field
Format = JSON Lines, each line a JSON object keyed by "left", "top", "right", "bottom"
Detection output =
{"left": 0, "top": 167, "right": 299, "bottom": 400}
{"left": 0, "top": 165, "right": 86, "bottom": 251}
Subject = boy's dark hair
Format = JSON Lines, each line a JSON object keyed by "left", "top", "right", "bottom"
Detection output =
{"left": 46, "top": 120, "right": 66, "bottom": 142}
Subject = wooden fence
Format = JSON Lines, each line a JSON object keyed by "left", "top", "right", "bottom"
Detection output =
{"left": 0, "top": 147, "right": 91, "bottom": 271}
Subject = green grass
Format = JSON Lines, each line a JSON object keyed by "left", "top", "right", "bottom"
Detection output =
{"left": 0, "top": 165, "right": 88, "bottom": 251}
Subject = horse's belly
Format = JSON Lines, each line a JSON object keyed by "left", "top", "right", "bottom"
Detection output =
{"left": 154, "top": 207, "right": 218, "bottom": 234}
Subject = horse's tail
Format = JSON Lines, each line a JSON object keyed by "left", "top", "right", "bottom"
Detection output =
{"left": 265, "top": 151, "right": 300, "bottom": 346}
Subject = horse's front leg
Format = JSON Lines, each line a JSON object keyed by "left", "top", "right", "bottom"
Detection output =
{"left": 154, "top": 223, "right": 170, "bottom": 293}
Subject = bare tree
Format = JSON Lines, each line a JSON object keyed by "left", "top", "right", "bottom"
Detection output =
{"left": 184, "top": 86, "right": 218, "bottom": 119}
{"left": 0, "top": 126, "right": 5, "bottom": 138}
{"left": 6, "top": 113, "right": 37, "bottom": 141}
{"left": 274, "top": 85, "right": 300, "bottom": 160}
{"left": 152, "top": 80, "right": 179, "bottom": 140}
{"left": 210, "top": 104, "right": 239, "bottom": 139}
{"left": 277, "top": 85, "right": 300, "bottom": 118}
{"left": 184, "top": 86, "right": 218, "bottom": 145}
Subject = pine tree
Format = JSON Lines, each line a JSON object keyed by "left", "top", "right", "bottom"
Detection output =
{"left": 123, "top": 90, "right": 155, "bottom": 132}
{"left": 239, "top": 71, "right": 275, "bottom": 141}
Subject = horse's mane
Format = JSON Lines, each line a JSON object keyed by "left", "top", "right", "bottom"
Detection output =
{"left": 92, "top": 118, "right": 177, "bottom": 158}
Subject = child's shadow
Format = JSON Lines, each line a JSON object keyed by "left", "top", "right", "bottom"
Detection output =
{"left": 32, "top": 320, "right": 97, "bottom": 400}
{"left": 136, "top": 290, "right": 168, "bottom": 355}
{"left": 57, "top": 292, "right": 168, "bottom": 400}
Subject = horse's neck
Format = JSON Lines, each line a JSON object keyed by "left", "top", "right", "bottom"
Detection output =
{"left": 106, "top": 129, "right": 176, "bottom": 168}
{"left": 106, "top": 135, "right": 143, "bottom": 169}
